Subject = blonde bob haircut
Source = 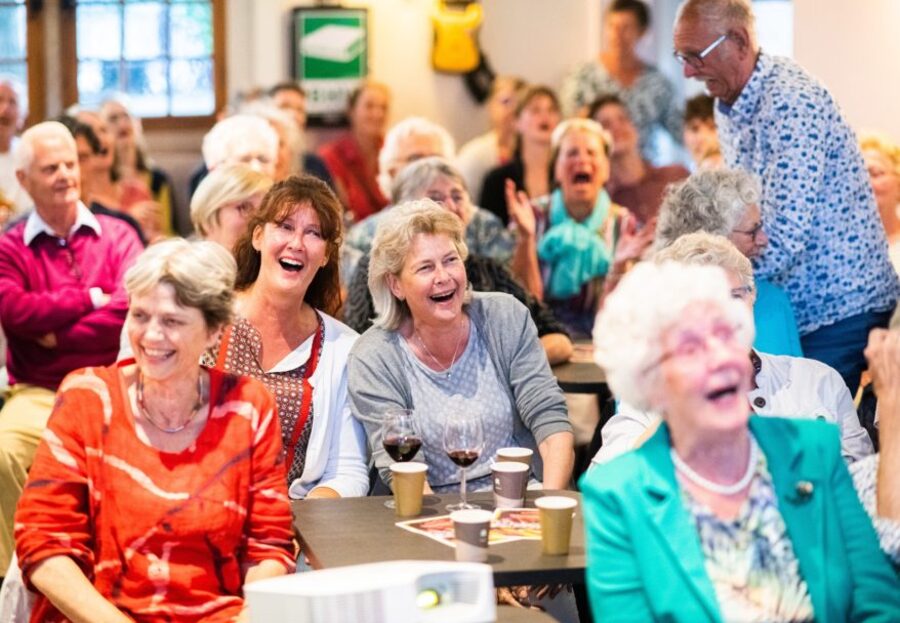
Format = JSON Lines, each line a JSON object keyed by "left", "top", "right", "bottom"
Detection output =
{"left": 654, "top": 231, "right": 755, "bottom": 293}
{"left": 124, "top": 238, "right": 237, "bottom": 330}
{"left": 368, "top": 199, "right": 470, "bottom": 331}
{"left": 593, "top": 260, "right": 753, "bottom": 412}
{"left": 190, "top": 164, "right": 273, "bottom": 237}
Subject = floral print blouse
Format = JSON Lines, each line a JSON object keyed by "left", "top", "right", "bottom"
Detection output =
{"left": 680, "top": 448, "right": 815, "bottom": 622}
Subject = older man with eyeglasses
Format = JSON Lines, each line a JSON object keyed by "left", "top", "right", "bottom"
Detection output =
{"left": 0, "top": 121, "right": 142, "bottom": 580}
{"left": 673, "top": 0, "right": 899, "bottom": 395}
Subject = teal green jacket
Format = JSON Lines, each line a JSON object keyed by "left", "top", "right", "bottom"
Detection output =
{"left": 579, "top": 416, "right": 900, "bottom": 622}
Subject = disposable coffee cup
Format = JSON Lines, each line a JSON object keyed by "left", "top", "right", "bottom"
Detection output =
{"left": 496, "top": 447, "right": 533, "bottom": 467}
{"left": 451, "top": 509, "right": 493, "bottom": 562}
{"left": 390, "top": 463, "right": 428, "bottom": 517}
{"left": 492, "top": 462, "right": 530, "bottom": 508}
{"left": 535, "top": 496, "right": 578, "bottom": 556}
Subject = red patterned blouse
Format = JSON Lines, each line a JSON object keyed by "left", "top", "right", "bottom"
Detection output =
{"left": 14, "top": 364, "right": 296, "bottom": 622}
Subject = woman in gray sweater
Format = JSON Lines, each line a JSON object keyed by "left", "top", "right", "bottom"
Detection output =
{"left": 347, "top": 200, "right": 574, "bottom": 493}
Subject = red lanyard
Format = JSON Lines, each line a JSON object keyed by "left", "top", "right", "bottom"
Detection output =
{"left": 216, "top": 320, "right": 324, "bottom": 468}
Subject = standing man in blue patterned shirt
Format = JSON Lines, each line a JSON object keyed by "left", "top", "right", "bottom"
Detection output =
{"left": 673, "top": 0, "right": 899, "bottom": 393}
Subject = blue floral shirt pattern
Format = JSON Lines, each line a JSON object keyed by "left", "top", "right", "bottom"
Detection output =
{"left": 560, "top": 61, "right": 683, "bottom": 162}
{"left": 716, "top": 53, "right": 899, "bottom": 334}
{"left": 681, "top": 449, "right": 815, "bottom": 622}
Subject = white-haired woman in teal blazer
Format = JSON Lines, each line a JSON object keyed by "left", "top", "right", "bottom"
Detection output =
{"left": 582, "top": 261, "right": 899, "bottom": 622}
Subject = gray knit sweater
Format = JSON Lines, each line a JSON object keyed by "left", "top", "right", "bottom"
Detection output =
{"left": 347, "top": 291, "right": 571, "bottom": 486}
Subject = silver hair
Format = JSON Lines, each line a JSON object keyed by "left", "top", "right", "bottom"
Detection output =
{"left": 389, "top": 156, "right": 468, "bottom": 204}
{"left": 653, "top": 231, "right": 754, "bottom": 292}
{"left": 593, "top": 260, "right": 754, "bottom": 412}
{"left": 125, "top": 238, "right": 236, "bottom": 330}
{"left": 13, "top": 121, "right": 76, "bottom": 172}
{"left": 201, "top": 114, "right": 278, "bottom": 170}
{"left": 676, "top": 0, "right": 757, "bottom": 48}
{"left": 368, "top": 199, "right": 470, "bottom": 331}
{"left": 377, "top": 117, "right": 457, "bottom": 195}
{"left": 0, "top": 74, "right": 27, "bottom": 124}
{"left": 240, "top": 100, "right": 305, "bottom": 176}
{"left": 654, "top": 168, "right": 761, "bottom": 251}
{"left": 190, "top": 164, "right": 273, "bottom": 237}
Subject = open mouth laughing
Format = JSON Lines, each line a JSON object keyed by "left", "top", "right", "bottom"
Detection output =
{"left": 279, "top": 258, "right": 304, "bottom": 272}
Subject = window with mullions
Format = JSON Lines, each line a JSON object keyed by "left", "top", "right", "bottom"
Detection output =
{"left": 72, "top": 0, "right": 220, "bottom": 119}
{"left": 0, "top": 0, "right": 27, "bottom": 85}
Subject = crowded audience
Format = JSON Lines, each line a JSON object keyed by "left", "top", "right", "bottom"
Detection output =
{"left": 2, "top": 0, "right": 900, "bottom": 620}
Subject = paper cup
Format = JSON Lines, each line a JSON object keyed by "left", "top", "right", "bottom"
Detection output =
{"left": 451, "top": 509, "right": 493, "bottom": 562}
{"left": 492, "top": 462, "right": 530, "bottom": 508}
{"left": 496, "top": 447, "right": 533, "bottom": 467}
{"left": 390, "top": 463, "right": 428, "bottom": 517}
{"left": 535, "top": 496, "right": 578, "bottom": 555}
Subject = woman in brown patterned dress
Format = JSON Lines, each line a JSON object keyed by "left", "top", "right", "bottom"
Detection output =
{"left": 208, "top": 175, "right": 369, "bottom": 499}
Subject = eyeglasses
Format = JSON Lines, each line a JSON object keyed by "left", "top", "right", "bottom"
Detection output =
{"left": 730, "top": 285, "right": 754, "bottom": 300}
{"left": 732, "top": 221, "right": 765, "bottom": 242}
{"left": 674, "top": 34, "right": 728, "bottom": 69}
{"left": 644, "top": 322, "right": 743, "bottom": 373}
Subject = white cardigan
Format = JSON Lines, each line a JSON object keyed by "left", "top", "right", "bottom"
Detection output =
{"left": 593, "top": 351, "right": 874, "bottom": 466}
{"left": 281, "top": 312, "right": 370, "bottom": 499}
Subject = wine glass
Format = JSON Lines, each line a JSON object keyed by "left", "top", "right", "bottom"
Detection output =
{"left": 381, "top": 408, "right": 421, "bottom": 508}
{"left": 443, "top": 413, "right": 484, "bottom": 511}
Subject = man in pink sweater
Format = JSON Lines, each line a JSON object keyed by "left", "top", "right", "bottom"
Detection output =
{"left": 0, "top": 121, "right": 142, "bottom": 578}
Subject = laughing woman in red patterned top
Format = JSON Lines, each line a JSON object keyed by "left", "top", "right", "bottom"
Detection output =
{"left": 14, "top": 238, "right": 294, "bottom": 623}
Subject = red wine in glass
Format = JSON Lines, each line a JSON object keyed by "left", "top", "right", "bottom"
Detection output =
{"left": 447, "top": 449, "right": 479, "bottom": 467}
{"left": 443, "top": 413, "right": 484, "bottom": 511}
{"left": 384, "top": 435, "right": 423, "bottom": 462}
{"left": 381, "top": 408, "right": 420, "bottom": 509}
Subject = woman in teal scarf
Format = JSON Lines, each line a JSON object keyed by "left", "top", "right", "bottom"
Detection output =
{"left": 534, "top": 118, "right": 622, "bottom": 338}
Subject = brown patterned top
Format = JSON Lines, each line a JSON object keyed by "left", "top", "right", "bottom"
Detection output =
{"left": 205, "top": 314, "right": 324, "bottom": 485}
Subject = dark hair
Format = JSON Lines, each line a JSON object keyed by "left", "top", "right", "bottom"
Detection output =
{"left": 347, "top": 81, "right": 389, "bottom": 112}
{"left": 587, "top": 93, "right": 630, "bottom": 122}
{"left": 684, "top": 94, "right": 716, "bottom": 124}
{"left": 607, "top": 0, "right": 650, "bottom": 31}
{"left": 233, "top": 175, "right": 344, "bottom": 316}
{"left": 514, "top": 85, "right": 560, "bottom": 118}
{"left": 55, "top": 115, "right": 98, "bottom": 151}
{"left": 269, "top": 81, "right": 306, "bottom": 98}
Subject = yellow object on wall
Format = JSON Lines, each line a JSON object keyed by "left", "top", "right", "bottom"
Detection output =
{"left": 432, "top": 1, "right": 483, "bottom": 73}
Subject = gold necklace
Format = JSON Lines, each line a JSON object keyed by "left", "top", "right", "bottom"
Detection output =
{"left": 415, "top": 319, "right": 466, "bottom": 379}
{"left": 136, "top": 372, "right": 205, "bottom": 434}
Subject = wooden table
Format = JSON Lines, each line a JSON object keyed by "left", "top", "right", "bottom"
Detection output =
{"left": 292, "top": 490, "right": 586, "bottom": 587}
{"left": 552, "top": 341, "right": 607, "bottom": 394}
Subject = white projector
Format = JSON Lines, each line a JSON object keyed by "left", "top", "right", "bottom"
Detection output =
{"left": 244, "top": 560, "right": 497, "bottom": 623}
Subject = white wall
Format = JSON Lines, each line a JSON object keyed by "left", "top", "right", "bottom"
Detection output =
{"left": 793, "top": 0, "right": 900, "bottom": 142}
{"left": 228, "top": 0, "right": 601, "bottom": 147}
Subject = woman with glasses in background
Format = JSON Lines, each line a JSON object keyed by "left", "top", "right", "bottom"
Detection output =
{"left": 654, "top": 168, "right": 802, "bottom": 357}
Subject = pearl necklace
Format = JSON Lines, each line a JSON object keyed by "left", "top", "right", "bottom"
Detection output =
{"left": 671, "top": 438, "right": 758, "bottom": 496}
{"left": 136, "top": 372, "right": 205, "bottom": 434}
{"left": 415, "top": 319, "right": 466, "bottom": 379}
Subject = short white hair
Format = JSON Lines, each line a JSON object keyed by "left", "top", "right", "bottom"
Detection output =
{"left": 14, "top": 121, "right": 76, "bottom": 172}
{"left": 0, "top": 75, "right": 27, "bottom": 124}
{"left": 676, "top": 0, "right": 758, "bottom": 49}
{"left": 201, "top": 114, "right": 278, "bottom": 170}
{"left": 551, "top": 118, "right": 613, "bottom": 155}
{"left": 240, "top": 100, "right": 305, "bottom": 176}
{"left": 377, "top": 117, "right": 456, "bottom": 195}
{"left": 593, "top": 261, "right": 753, "bottom": 411}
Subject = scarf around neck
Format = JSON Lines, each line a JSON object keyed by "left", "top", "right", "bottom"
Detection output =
{"left": 537, "top": 188, "right": 612, "bottom": 299}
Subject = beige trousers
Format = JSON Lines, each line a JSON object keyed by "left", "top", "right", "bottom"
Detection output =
{"left": 0, "top": 385, "right": 55, "bottom": 577}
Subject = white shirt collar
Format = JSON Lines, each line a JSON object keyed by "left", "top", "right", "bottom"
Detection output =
{"left": 23, "top": 201, "right": 101, "bottom": 246}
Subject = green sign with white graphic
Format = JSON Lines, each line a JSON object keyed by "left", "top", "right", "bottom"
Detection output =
{"left": 292, "top": 7, "right": 369, "bottom": 126}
